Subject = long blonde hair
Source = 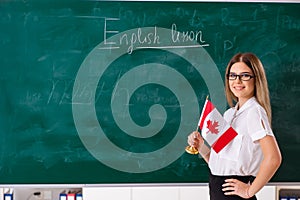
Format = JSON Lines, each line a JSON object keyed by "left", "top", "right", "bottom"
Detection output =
{"left": 224, "top": 53, "right": 272, "bottom": 124}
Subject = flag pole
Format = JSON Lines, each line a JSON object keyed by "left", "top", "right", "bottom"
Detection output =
{"left": 185, "top": 95, "right": 209, "bottom": 155}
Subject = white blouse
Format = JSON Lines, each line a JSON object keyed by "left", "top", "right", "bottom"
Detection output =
{"left": 208, "top": 97, "right": 274, "bottom": 176}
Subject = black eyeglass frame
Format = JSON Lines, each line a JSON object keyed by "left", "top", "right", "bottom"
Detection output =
{"left": 226, "top": 73, "right": 255, "bottom": 81}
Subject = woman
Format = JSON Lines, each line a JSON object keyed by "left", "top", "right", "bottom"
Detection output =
{"left": 187, "top": 52, "right": 282, "bottom": 199}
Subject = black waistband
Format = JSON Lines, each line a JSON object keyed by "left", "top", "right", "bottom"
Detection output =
{"left": 209, "top": 172, "right": 257, "bottom": 200}
{"left": 210, "top": 173, "right": 256, "bottom": 184}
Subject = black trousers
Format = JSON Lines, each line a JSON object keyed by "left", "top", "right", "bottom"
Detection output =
{"left": 209, "top": 172, "right": 257, "bottom": 200}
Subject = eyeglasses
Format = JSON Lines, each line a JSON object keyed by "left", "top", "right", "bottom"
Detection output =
{"left": 227, "top": 73, "right": 255, "bottom": 81}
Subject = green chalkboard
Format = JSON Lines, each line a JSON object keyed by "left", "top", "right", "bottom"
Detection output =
{"left": 0, "top": 1, "right": 299, "bottom": 184}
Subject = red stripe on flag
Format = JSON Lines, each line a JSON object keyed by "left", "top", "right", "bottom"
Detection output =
{"left": 211, "top": 127, "right": 238, "bottom": 153}
{"left": 199, "top": 100, "right": 215, "bottom": 130}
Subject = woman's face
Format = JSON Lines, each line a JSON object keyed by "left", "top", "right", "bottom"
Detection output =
{"left": 228, "top": 62, "right": 255, "bottom": 106}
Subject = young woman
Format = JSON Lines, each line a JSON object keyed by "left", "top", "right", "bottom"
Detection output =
{"left": 187, "top": 53, "right": 282, "bottom": 199}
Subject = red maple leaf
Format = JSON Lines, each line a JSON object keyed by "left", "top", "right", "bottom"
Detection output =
{"left": 206, "top": 120, "right": 219, "bottom": 134}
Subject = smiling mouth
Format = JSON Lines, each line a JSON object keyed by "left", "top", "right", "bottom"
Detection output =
{"left": 234, "top": 86, "right": 245, "bottom": 91}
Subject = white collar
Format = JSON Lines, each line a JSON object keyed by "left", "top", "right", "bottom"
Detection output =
{"left": 235, "top": 97, "right": 256, "bottom": 114}
{"left": 230, "top": 97, "right": 256, "bottom": 125}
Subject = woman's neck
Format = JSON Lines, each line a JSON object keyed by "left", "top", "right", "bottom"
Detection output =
{"left": 237, "top": 96, "right": 254, "bottom": 110}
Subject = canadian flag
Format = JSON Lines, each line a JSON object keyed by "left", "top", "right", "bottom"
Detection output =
{"left": 198, "top": 99, "right": 238, "bottom": 153}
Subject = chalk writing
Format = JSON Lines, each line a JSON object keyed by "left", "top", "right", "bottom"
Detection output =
{"left": 119, "top": 26, "right": 160, "bottom": 54}
{"left": 47, "top": 79, "right": 107, "bottom": 106}
{"left": 101, "top": 17, "right": 209, "bottom": 54}
{"left": 171, "top": 23, "right": 206, "bottom": 44}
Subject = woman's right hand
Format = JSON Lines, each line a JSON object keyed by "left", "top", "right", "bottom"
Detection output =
{"left": 187, "top": 131, "right": 204, "bottom": 150}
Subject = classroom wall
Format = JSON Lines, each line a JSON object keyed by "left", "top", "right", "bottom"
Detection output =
{"left": 2, "top": 184, "right": 297, "bottom": 199}
{"left": 82, "top": 185, "right": 276, "bottom": 200}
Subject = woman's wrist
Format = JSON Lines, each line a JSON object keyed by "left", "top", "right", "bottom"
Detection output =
{"left": 198, "top": 141, "right": 210, "bottom": 157}
{"left": 198, "top": 140, "right": 204, "bottom": 150}
{"left": 246, "top": 185, "right": 253, "bottom": 198}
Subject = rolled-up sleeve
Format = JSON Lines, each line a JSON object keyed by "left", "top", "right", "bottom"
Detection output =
{"left": 247, "top": 106, "right": 274, "bottom": 141}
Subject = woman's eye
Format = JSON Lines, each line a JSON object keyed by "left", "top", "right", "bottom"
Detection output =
{"left": 242, "top": 74, "right": 250, "bottom": 78}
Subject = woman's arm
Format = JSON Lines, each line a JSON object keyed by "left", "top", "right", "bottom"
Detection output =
{"left": 187, "top": 131, "right": 211, "bottom": 163}
{"left": 222, "top": 135, "right": 282, "bottom": 198}
{"left": 247, "top": 135, "right": 282, "bottom": 197}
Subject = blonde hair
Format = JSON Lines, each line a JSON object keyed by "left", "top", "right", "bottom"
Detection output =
{"left": 224, "top": 53, "right": 272, "bottom": 124}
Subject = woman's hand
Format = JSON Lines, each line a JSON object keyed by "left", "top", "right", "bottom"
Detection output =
{"left": 222, "top": 178, "right": 252, "bottom": 199}
{"left": 187, "top": 131, "right": 210, "bottom": 163}
{"left": 187, "top": 131, "right": 204, "bottom": 150}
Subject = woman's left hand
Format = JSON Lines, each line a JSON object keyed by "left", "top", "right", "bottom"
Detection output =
{"left": 222, "top": 178, "right": 251, "bottom": 199}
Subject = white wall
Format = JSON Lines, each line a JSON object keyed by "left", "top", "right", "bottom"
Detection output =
{"left": 83, "top": 185, "right": 276, "bottom": 200}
